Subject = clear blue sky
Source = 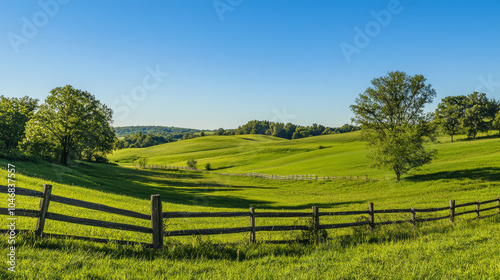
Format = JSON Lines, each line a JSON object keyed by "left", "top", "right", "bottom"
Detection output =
{"left": 1, "top": 0, "right": 499, "bottom": 129}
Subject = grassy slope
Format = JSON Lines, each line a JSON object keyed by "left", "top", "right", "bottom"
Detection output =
{"left": 1, "top": 132, "right": 500, "bottom": 279}
{"left": 110, "top": 132, "right": 500, "bottom": 179}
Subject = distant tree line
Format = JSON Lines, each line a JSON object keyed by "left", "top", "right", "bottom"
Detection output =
{"left": 115, "top": 131, "right": 171, "bottom": 149}
{"left": 114, "top": 126, "right": 210, "bottom": 138}
{"left": 214, "top": 120, "right": 360, "bottom": 139}
{"left": 115, "top": 131, "right": 210, "bottom": 149}
{"left": 434, "top": 92, "right": 500, "bottom": 141}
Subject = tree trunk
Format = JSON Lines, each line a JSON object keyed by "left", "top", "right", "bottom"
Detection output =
{"left": 60, "top": 146, "right": 70, "bottom": 166}
{"left": 451, "top": 134, "right": 453, "bottom": 142}
{"left": 394, "top": 168, "right": 401, "bottom": 182}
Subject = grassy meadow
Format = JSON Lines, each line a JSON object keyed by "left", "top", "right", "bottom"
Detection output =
{"left": 1, "top": 131, "right": 500, "bottom": 279}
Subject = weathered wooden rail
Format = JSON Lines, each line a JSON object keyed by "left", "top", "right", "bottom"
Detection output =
{"left": 0, "top": 185, "right": 499, "bottom": 249}
{"left": 0, "top": 184, "right": 154, "bottom": 248}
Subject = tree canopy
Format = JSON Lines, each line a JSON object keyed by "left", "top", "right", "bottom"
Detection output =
{"left": 492, "top": 110, "right": 500, "bottom": 135}
{"left": 0, "top": 96, "right": 38, "bottom": 154}
{"left": 461, "top": 92, "right": 490, "bottom": 139}
{"left": 434, "top": 93, "right": 498, "bottom": 140}
{"left": 228, "top": 120, "right": 359, "bottom": 139}
{"left": 350, "top": 71, "right": 437, "bottom": 181}
{"left": 22, "top": 85, "right": 115, "bottom": 165}
{"left": 434, "top": 96, "right": 466, "bottom": 142}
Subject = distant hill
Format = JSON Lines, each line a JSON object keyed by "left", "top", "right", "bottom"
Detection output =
{"left": 114, "top": 126, "right": 213, "bottom": 137}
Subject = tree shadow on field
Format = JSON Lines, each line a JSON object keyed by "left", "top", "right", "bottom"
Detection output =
{"left": 16, "top": 214, "right": 500, "bottom": 262}
{"left": 406, "top": 167, "right": 500, "bottom": 182}
{"left": 456, "top": 134, "right": 500, "bottom": 142}
{"left": 16, "top": 160, "right": 366, "bottom": 210}
{"left": 17, "top": 160, "right": 278, "bottom": 209}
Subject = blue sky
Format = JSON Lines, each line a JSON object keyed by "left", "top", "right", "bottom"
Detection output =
{"left": 1, "top": 0, "right": 499, "bottom": 129}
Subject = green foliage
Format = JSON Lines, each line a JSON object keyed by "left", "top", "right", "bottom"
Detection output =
{"left": 0, "top": 95, "right": 38, "bottom": 154}
{"left": 22, "top": 85, "right": 115, "bottom": 165}
{"left": 137, "top": 158, "right": 148, "bottom": 168}
{"left": 350, "top": 71, "right": 437, "bottom": 181}
{"left": 114, "top": 125, "right": 209, "bottom": 138}
{"left": 298, "top": 218, "right": 328, "bottom": 243}
{"left": 486, "top": 98, "right": 499, "bottom": 120}
{"left": 435, "top": 95, "right": 466, "bottom": 142}
{"left": 118, "top": 131, "right": 171, "bottom": 149}
{"left": 205, "top": 162, "right": 212, "bottom": 170}
{"left": 187, "top": 158, "right": 197, "bottom": 169}
{"left": 230, "top": 120, "right": 360, "bottom": 139}
{"left": 215, "top": 128, "right": 226, "bottom": 135}
{"left": 461, "top": 92, "right": 490, "bottom": 139}
{"left": 492, "top": 110, "right": 500, "bottom": 135}
{"left": 367, "top": 125, "right": 437, "bottom": 181}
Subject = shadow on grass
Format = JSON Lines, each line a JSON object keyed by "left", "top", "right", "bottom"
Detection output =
{"left": 456, "top": 134, "right": 500, "bottom": 142}
{"left": 11, "top": 159, "right": 364, "bottom": 210}
{"left": 406, "top": 167, "right": 500, "bottom": 182}
{"left": 11, "top": 214, "right": 499, "bottom": 262}
{"left": 1, "top": 159, "right": 257, "bottom": 207}
{"left": 8, "top": 159, "right": 366, "bottom": 210}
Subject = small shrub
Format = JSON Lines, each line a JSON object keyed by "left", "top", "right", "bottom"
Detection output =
{"left": 205, "top": 163, "right": 212, "bottom": 171}
{"left": 187, "top": 159, "right": 197, "bottom": 169}
{"left": 318, "top": 145, "right": 325, "bottom": 149}
{"left": 298, "top": 218, "right": 328, "bottom": 243}
{"left": 137, "top": 158, "right": 148, "bottom": 168}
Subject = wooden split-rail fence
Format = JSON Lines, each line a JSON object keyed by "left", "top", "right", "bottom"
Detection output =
{"left": 137, "top": 165, "right": 382, "bottom": 181}
{"left": 1, "top": 184, "right": 499, "bottom": 249}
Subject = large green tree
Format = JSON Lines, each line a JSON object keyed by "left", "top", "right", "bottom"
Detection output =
{"left": 462, "top": 92, "right": 489, "bottom": 139}
{"left": 0, "top": 96, "right": 38, "bottom": 154}
{"left": 350, "top": 71, "right": 437, "bottom": 181}
{"left": 23, "top": 85, "right": 115, "bottom": 165}
{"left": 434, "top": 95, "right": 466, "bottom": 142}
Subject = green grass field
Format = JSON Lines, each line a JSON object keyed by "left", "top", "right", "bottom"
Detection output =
{"left": 109, "top": 132, "right": 500, "bottom": 179}
{"left": 1, "top": 132, "right": 500, "bottom": 279}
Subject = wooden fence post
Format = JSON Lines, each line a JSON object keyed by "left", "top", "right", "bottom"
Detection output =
{"left": 368, "top": 202, "right": 374, "bottom": 232}
{"left": 410, "top": 207, "right": 416, "bottom": 228}
{"left": 312, "top": 206, "right": 319, "bottom": 242}
{"left": 35, "top": 184, "right": 52, "bottom": 236}
{"left": 249, "top": 207, "right": 256, "bottom": 243}
{"left": 449, "top": 200, "right": 455, "bottom": 223}
{"left": 476, "top": 201, "right": 480, "bottom": 218}
{"left": 151, "top": 194, "right": 163, "bottom": 250}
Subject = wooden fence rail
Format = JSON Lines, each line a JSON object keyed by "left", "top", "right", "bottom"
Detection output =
{"left": 0, "top": 185, "right": 499, "bottom": 249}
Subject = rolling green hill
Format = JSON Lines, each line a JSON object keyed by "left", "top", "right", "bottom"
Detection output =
{"left": 110, "top": 131, "right": 500, "bottom": 180}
